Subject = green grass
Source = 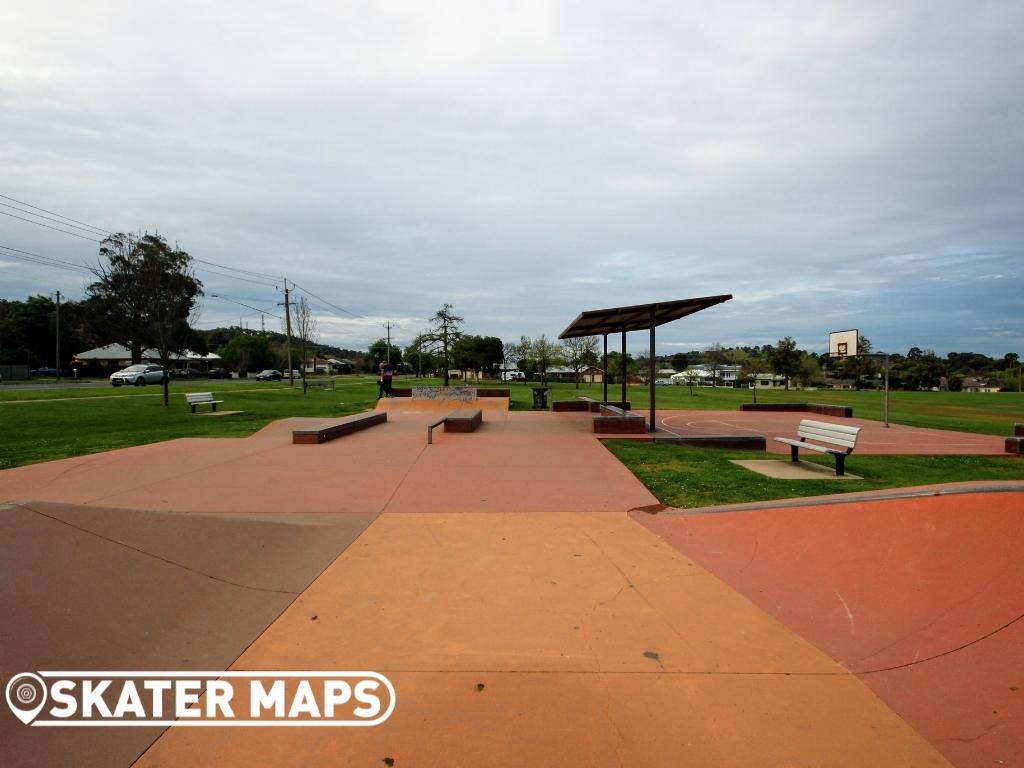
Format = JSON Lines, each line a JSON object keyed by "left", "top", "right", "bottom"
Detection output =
{"left": 1, "top": 376, "right": 1021, "bottom": 471}
{"left": 0, "top": 376, "right": 382, "bottom": 469}
{"left": 603, "top": 440, "right": 1024, "bottom": 509}
{"left": 514, "top": 381, "right": 1024, "bottom": 436}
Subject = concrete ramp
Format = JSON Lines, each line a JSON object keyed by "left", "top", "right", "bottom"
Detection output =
{"left": 0, "top": 501, "right": 375, "bottom": 768}
{"left": 636, "top": 491, "right": 1024, "bottom": 768}
{"left": 374, "top": 396, "right": 510, "bottom": 413}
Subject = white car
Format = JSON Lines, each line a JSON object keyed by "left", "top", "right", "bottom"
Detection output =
{"left": 110, "top": 364, "right": 166, "bottom": 387}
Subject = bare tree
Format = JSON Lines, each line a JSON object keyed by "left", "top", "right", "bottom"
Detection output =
{"left": 416, "top": 304, "right": 464, "bottom": 385}
{"left": 293, "top": 296, "right": 319, "bottom": 378}
{"left": 704, "top": 342, "right": 728, "bottom": 387}
{"left": 560, "top": 336, "right": 599, "bottom": 389}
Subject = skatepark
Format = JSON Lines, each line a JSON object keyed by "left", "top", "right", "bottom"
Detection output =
{"left": 2, "top": 387, "right": 1021, "bottom": 768}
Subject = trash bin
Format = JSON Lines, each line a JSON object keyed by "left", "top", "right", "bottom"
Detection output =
{"left": 532, "top": 387, "right": 549, "bottom": 409}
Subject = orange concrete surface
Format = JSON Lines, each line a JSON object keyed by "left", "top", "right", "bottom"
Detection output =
{"left": 635, "top": 492, "right": 1024, "bottom": 768}
{"left": 6, "top": 407, "right": 1008, "bottom": 766}
{"left": 136, "top": 512, "right": 950, "bottom": 767}
{"left": 0, "top": 407, "right": 652, "bottom": 514}
{"left": 654, "top": 410, "right": 1008, "bottom": 454}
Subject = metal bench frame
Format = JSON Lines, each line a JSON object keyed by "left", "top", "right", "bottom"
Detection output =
{"left": 774, "top": 419, "right": 862, "bottom": 476}
{"left": 186, "top": 392, "right": 224, "bottom": 413}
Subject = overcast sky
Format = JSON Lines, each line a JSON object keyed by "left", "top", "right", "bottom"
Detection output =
{"left": 2, "top": 1, "right": 1021, "bottom": 357}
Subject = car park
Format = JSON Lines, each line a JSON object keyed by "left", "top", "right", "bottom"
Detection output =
{"left": 110, "top": 364, "right": 166, "bottom": 386}
{"left": 255, "top": 369, "right": 283, "bottom": 381}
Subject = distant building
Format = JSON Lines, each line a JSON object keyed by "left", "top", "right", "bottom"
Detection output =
{"left": 670, "top": 364, "right": 743, "bottom": 387}
{"left": 961, "top": 377, "right": 1000, "bottom": 393}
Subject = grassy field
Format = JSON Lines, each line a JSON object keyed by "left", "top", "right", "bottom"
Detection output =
{"left": 1, "top": 376, "right": 1021, "bottom": 470}
{"left": 603, "top": 441, "right": 1024, "bottom": 509}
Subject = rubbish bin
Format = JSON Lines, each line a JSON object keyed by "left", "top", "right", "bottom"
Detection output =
{"left": 532, "top": 387, "right": 549, "bottom": 409}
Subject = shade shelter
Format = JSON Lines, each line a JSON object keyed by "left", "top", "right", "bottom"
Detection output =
{"left": 559, "top": 295, "right": 733, "bottom": 431}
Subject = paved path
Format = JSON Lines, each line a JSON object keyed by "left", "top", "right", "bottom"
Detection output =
{"left": 3, "top": 402, "right": 1016, "bottom": 766}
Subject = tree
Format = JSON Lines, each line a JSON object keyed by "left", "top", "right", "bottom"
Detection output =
{"left": 561, "top": 336, "right": 599, "bottom": 389}
{"left": 669, "top": 352, "right": 689, "bottom": 372}
{"left": 416, "top": 304, "right": 463, "bottom": 385}
{"left": 768, "top": 336, "right": 801, "bottom": 390}
{"left": 218, "top": 334, "right": 274, "bottom": 375}
{"left": 293, "top": 296, "right": 319, "bottom": 378}
{"left": 368, "top": 338, "right": 403, "bottom": 370}
{"left": 704, "top": 343, "right": 728, "bottom": 387}
{"left": 530, "top": 335, "right": 560, "bottom": 385}
{"left": 89, "top": 233, "right": 203, "bottom": 405}
{"left": 682, "top": 368, "right": 701, "bottom": 395}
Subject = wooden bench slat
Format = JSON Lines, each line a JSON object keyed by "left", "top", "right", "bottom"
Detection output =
{"left": 774, "top": 418, "right": 862, "bottom": 476}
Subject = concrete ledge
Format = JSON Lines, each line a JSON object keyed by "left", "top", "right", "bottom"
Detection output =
{"left": 1006, "top": 437, "right": 1024, "bottom": 455}
{"left": 581, "top": 398, "right": 630, "bottom": 413}
{"left": 292, "top": 411, "right": 387, "bottom": 444}
{"left": 740, "top": 403, "right": 853, "bottom": 418}
{"left": 476, "top": 388, "right": 511, "bottom": 398}
{"left": 594, "top": 415, "right": 646, "bottom": 434}
{"left": 1015, "top": 423, "right": 1024, "bottom": 437}
{"left": 445, "top": 409, "right": 483, "bottom": 433}
{"left": 553, "top": 400, "right": 590, "bottom": 412}
{"left": 391, "top": 388, "right": 412, "bottom": 397}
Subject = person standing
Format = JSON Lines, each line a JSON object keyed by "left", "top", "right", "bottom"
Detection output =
{"left": 381, "top": 362, "right": 394, "bottom": 397}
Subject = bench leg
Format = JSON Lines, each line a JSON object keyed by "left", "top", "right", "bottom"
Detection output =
{"left": 212, "top": 403, "right": 218, "bottom": 412}
{"left": 789, "top": 444, "right": 799, "bottom": 463}
{"left": 835, "top": 453, "right": 846, "bottom": 476}
{"left": 191, "top": 405, "right": 197, "bottom": 414}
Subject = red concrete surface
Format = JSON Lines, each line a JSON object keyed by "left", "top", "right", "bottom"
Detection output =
{"left": 0, "top": 407, "right": 655, "bottom": 515}
{"left": 635, "top": 492, "right": 1024, "bottom": 768}
{"left": 655, "top": 410, "right": 1007, "bottom": 454}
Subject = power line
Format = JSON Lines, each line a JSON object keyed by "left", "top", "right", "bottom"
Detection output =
{"left": 0, "top": 201, "right": 110, "bottom": 238}
{"left": 0, "top": 193, "right": 112, "bottom": 236}
{"left": 0, "top": 209, "right": 103, "bottom": 243}
{"left": 208, "top": 294, "right": 283, "bottom": 320}
{"left": 290, "top": 280, "right": 364, "bottom": 319}
{"left": 0, "top": 243, "right": 93, "bottom": 275}
{"left": 192, "top": 257, "right": 280, "bottom": 281}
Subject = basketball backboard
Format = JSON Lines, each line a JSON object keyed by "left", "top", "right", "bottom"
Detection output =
{"left": 828, "top": 329, "right": 859, "bottom": 358}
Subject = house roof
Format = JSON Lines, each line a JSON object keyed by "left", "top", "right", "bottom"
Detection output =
{"left": 73, "top": 344, "right": 220, "bottom": 362}
{"left": 559, "top": 294, "right": 732, "bottom": 339}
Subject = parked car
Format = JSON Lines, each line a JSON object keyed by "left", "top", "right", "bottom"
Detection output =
{"left": 207, "top": 368, "right": 232, "bottom": 379}
{"left": 654, "top": 378, "right": 675, "bottom": 386}
{"left": 501, "top": 371, "right": 526, "bottom": 381}
{"left": 255, "top": 369, "right": 283, "bottom": 381}
{"left": 30, "top": 367, "right": 61, "bottom": 376}
{"left": 110, "top": 364, "right": 166, "bottom": 387}
{"left": 283, "top": 369, "right": 302, "bottom": 380}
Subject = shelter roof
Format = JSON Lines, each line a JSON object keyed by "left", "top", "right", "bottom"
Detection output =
{"left": 558, "top": 294, "right": 732, "bottom": 339}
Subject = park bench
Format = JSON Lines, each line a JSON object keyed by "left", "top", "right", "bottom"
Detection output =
{"left": 593, "top": 404, "right": 646, "bottom": 434}
{"left": 304, "top": 379, "right": 335, "bottom": 392}
{"left": 774, "top": 419, "right": 862, "bottom": 476}
{"left": 186, "top": 392, "right": 224, "bottom": 414}
{"left": 292, "top": 412, "right": 387, "bottom": 444}
{"left": 427, "top": 409, "right": 483, "bottom": 444}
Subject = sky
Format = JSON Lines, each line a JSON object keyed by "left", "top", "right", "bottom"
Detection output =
{"left": 1, "top": 0, "right": 1022, "bottom": 357}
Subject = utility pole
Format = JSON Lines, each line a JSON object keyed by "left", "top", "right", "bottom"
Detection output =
{"left": 261, "top": 314, "right": 265, "bottom": 335}
{"left": 384, "top": 321, "right": 392, "bottom": 366}
{"left": 55, "top": 290, "right": 61, "bottom": 382}
{"left": 282, "top": 279, "right": 294, "bottom": 386}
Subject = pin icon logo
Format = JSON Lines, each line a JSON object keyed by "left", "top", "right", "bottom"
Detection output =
{"left": 6, "top": 673, "right": 47, "bottom": 725}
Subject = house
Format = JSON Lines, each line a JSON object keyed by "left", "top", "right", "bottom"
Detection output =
{"left": 748, "top": 373, "right": 789, "bottom": 389}
{"left": 961, "top": 377, "right": 1000, "bottom": 393}
{"left": 73, "top": 344, "right": 221, "bottom": 374}
{"left": 544, "top": 366, "right": 604, "bottom": 383}
{"left": 670, "top": 364, "right": 743, "bottom": 387}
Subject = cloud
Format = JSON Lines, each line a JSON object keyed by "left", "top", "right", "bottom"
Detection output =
{"left": 1, "top": 0, "right": 1022, "bottom": 356}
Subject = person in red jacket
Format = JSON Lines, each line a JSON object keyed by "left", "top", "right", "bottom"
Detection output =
{"left": 379, "top": 362, "right": 394, "bottom": 398}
